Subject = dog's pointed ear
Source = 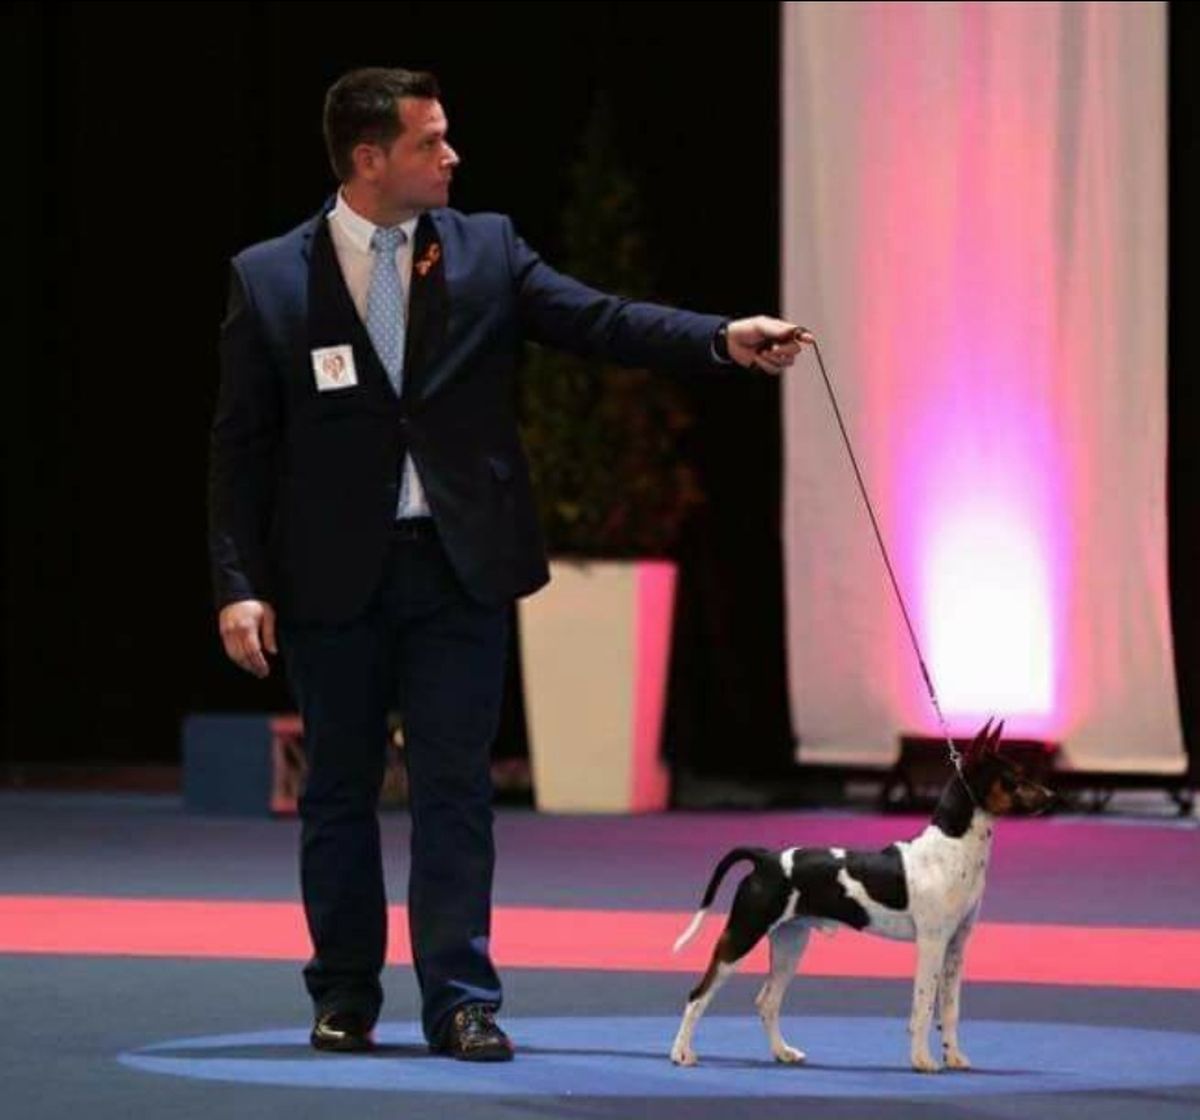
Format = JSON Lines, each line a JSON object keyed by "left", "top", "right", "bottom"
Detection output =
{"left": 971, "top": 719, "right": 994, "bottom": 753}
{"left": 988, "top": 718, "right": 1005, "bottom": 753}
{"left": 963, "top": 719, "right": 993, "bottom": 763}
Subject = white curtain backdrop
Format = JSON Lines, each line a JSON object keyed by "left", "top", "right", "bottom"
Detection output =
{"left": 782, "top": 1, "right": 1183, "bottom": 771}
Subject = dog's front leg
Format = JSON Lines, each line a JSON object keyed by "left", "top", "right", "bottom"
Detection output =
{"left": 909, "top": 934, "right": 947, "bottom": 1072}
{"left": 938, "top": 914, "right": 976, "bottom": 1070}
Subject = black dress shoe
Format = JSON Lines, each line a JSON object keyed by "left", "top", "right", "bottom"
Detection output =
{"left": 310, "top": 1009, "right": 375, "bottom": 1052}
{"left": 431, "top": 1004, "right": 514, "bottom": 1062}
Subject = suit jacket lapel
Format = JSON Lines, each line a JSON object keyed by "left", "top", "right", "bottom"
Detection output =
{"left": 402, "top": 212, "right": 448, "bottom": 403}
{"left": 304, "top": 208, "right": 398, "bottom": 402}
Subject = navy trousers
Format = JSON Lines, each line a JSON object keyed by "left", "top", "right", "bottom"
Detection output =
{"left": 280, "top": 520, "right": 508, "bottom": 1044}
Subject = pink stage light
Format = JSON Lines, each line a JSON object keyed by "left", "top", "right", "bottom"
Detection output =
{"left": 925, "top": 506, "right": 1055, "bottom": 725}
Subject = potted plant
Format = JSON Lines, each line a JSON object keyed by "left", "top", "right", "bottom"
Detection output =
{"left": 516, "top": 97, "right": 704, "bottom": 812}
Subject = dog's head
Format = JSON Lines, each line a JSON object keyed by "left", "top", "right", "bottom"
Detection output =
{"left": 959, "top": 719, "right": 1056, "bottom": 816}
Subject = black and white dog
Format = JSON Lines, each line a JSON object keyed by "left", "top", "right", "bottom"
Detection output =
{"left": 670, "top": 720, "right": 1054, "bottom": 1072}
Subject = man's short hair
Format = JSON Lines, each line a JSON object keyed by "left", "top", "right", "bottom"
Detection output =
{"left": 323, "top": 67, "right": 441, "bottom": 181}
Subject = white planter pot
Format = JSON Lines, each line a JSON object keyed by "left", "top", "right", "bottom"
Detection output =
{"left": 518, "top": 558, "right": 677, "bottom": 812}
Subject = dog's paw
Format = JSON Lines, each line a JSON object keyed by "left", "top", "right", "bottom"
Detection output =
{"left": 670, "top": 1046, "right": 698, "bottom": 1067}
{"left": 772, "top": 1045, "right": 807, "bottom": 1064}
{"left": 943, "top": 1047, "right": 972, "bottom": 1071}
{"left": 911, "top": 1051, "right": 941, "bottom": 1074}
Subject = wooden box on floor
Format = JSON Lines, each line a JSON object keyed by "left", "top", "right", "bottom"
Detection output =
{"left": 182, "top": 713, "right": 303, "bottom": 816}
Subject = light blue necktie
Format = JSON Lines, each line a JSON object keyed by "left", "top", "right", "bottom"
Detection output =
{"left": 366, "top": 225, "right": 408, "bottom": 396}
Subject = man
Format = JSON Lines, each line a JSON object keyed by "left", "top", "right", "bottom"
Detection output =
{"left": 209, "top": 67, "right": 808, "bottom": 1063}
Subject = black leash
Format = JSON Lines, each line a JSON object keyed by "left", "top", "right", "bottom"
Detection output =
{"left": 763, "top": 328, "right": 968, "bottom": 779}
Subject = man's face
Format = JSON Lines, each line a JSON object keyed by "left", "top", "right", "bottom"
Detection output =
{"left": 355, "top": 97, "right": 459, "bottom": 214}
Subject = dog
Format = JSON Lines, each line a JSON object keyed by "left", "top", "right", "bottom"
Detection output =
{"left": 669, "top": 720, "right": 1054, "bottom": 1072}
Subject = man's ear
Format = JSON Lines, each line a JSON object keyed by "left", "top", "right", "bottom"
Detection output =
{"left": 351, "top": 142, "right": 384, "bottom": 181}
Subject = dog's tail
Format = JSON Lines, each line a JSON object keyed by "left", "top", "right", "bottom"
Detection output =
{"left": 672, "top": 847, "right": 771, "bottom": 954}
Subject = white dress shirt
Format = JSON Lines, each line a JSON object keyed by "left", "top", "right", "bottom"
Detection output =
{"left": 327, "top": 191, "right": 430, "bottom": 519}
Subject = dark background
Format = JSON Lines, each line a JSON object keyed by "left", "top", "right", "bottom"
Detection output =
{"left": 4, "top": 2, "right": 1196, "bottom": 784}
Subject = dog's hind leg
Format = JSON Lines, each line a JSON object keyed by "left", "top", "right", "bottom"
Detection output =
{"left": 937, "top": 912, "right": 976, "bottom": 1070}
{"left": 756, "top": 921, "right": 811, "bottom": 1063}
{"left": 671, "top": 879, "right": 780, "bottom": 1067}
{"left": 909, "top": 933, "right": 949, "bottom": 1072}
{"left": 670, "top": 930, "right": 744, "bottom": 1066}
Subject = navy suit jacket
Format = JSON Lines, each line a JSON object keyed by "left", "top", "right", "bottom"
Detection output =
{"left": 209, "top": 203, "right": 727, "bottom": 623}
